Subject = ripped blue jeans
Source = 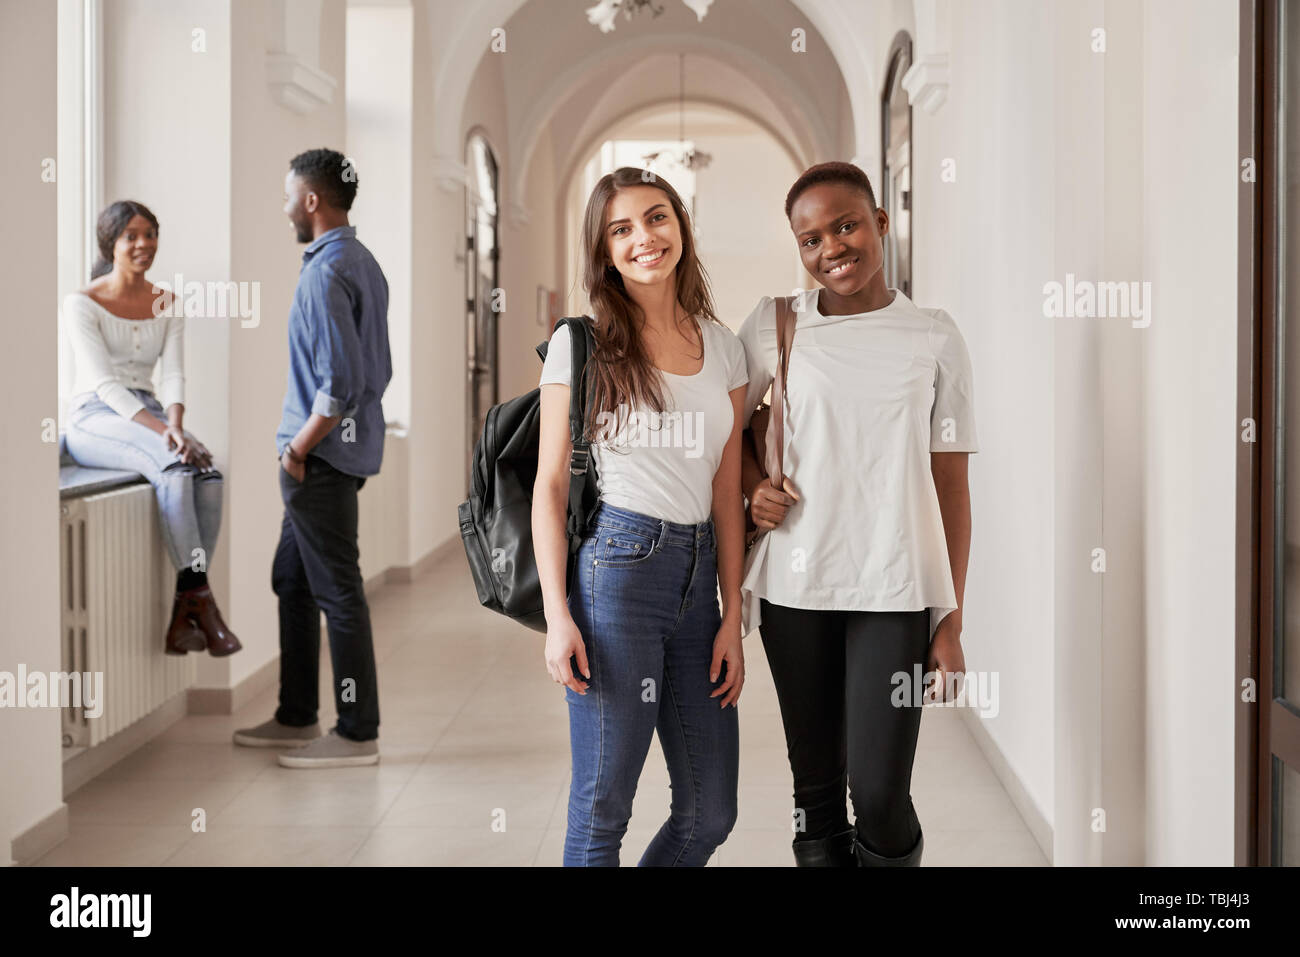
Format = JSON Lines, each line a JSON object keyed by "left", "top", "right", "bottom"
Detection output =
{"left": 65, "top": 388, "right": 223, "bottom": 572}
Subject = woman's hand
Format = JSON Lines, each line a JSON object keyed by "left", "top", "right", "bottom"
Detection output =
{"left": 161, "top": 425, "right": 186, "bottom": 456}
{"left": 186, "top": 434, "right": 214, "bottom": 470}
{"left": 162, "top": 426, "right": 213, "bottom": 469}
{"left": 924, "top": 613, "right": 966, "bottom": 703}
{"left": 749, "top": 476, "right": 801, "bottom": 531}
{"left": 544, "top": 614, "right": 590, "bottom": 695}
{"left": 708, "top": 614, "right": 745, "bottom": 708}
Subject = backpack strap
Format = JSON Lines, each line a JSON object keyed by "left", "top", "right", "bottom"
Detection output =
{"left": 566, "top": 316, "right": 596, "bottom": 553}
{"left": 767, "top": 296, "right": 797, "bottom": 489}
{"left": 538, "top": 317, "right": 598, "bottom": 554}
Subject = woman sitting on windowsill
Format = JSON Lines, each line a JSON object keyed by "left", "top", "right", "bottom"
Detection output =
{"left": 62, "top": 200, "right": 239, "bottom": 658}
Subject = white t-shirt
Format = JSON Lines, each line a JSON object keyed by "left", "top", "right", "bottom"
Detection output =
{"left": 736, "top": 287, "right": 979, "bottom": 639}
{"left": 539, "top": 317, "right": 749, "bottom": 525}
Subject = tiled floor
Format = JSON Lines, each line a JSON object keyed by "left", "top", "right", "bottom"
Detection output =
{"left": 36, "top": 552, "right": 1047, "bottom": 867}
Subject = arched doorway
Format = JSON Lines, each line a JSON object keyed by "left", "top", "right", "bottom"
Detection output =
{"left": 465, "top": 132, "right": 500, "bottom": 480}
{"left": 881, "top": 31, "right": 913, "bottom": 297}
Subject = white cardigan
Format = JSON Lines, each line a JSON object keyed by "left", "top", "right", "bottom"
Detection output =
{"left": 62, "top": 292, "right": 185, "bottom": 420}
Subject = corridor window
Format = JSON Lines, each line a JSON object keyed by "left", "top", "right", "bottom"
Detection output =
{"left": 56, "top": 0, "right": 103, "bottom": 427}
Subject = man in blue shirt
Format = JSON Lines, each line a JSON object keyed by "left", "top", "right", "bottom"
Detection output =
{"left": 234, "top": 148, "right": 391, "bottom": 767}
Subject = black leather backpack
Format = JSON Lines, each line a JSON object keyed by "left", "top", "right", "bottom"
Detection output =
{"left": 457, "top": 316, "right": 598, "bottom": 632}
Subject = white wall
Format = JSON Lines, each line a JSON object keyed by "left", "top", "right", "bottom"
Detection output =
{"left": 96, "top": 0, "right": 357, "bottom": 696}
{"left": 405, "top": 27, "right": 508, "bottom": 567}
{"left": 897, "top": 0, "right": 1238, "bottom": 864}
{"left": 1049, "top": 0, "right": 1110, "bottom": 868}
{"left": 100, "top": 0, "right": 235, "bottom": 688}
{"left": 93, "top": 0, "right": 411, "bottom": 702}
{"left": 1140, "top": 0, "right": 1238, "bottom": 866}
{"left": 346, "top": 1, "right": 412, "bottom": 429}
{"left": 1098, "top": 0, "right": 1148, "bottom": 866}
{"left": 497, "top": 123, "right": 560, "bottom": 407}
{"left": 345, "top": 2, "right": 416, "bottom": 582}
{"left": 0, "top": 0, "right": 63, "bottom": 866}
{"left": 404, "top": 26, "right": 568, "bottom": 563}
{"left": 906, "top": 0, "right": 1058, "bottom": 846}
{"left": 358, "top": 431, "right": 409, "bottom": 583}
{"left": 406, "top": 0, "right": 456, "bottom": 567}
{"left": 56, "top": 0, "right": 92, "bottom": 426}
{"left": 223, "top": 0, "right": 347, "bottom": 690}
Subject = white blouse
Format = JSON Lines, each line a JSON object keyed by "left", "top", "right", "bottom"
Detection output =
{"left": 62, "top": 292, "right": 185, "bottom": 420}
{"left": 736, "top": 287, "right": 979, "bottom": 640}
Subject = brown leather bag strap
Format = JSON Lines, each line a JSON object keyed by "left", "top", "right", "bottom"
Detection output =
{"left": 768, "top": 295, "right": 797, "bottom": 488}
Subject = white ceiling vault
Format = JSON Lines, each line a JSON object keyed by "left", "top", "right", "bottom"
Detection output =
{"left": 427, "top": 0, "right": 951, "bottom": 218}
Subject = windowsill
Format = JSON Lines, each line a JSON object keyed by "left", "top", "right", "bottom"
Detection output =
{"left": 54, "top": 424, "right": 411, "bottom": 500}
{"left": 57, "top": 431, "right": 146, "bottom": 500}
{"left": 59, "top": 465, "right": 146, "bottom": 500}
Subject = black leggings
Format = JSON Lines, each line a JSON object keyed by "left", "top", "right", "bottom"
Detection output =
{"left": 759, "top": 600, "right": 931, "bottom": 857}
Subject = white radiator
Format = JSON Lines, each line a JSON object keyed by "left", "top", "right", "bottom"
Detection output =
{"left": 59, "top": 484, "right": 194, "bottom": 749}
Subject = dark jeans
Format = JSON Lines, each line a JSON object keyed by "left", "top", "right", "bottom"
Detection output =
{"left": 272, "top": 455, "right": 379, "bottom": 741}
{"left": 759, "top": 599, "right": 930, "bottom": 857}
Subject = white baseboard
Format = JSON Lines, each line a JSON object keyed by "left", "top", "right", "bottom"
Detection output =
{"left": 187, "top": 653, "right": 280, "bottom": 716}
{"left": 364, "top": 534, "right": 462, "bottom": 594}
{"left": 10, "top": 803, "right": 69, "bottom": 867}
{"left": 960, "top": 707, "right": 1053, "bottom": 864}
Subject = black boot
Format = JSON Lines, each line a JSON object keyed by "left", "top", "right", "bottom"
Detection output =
{"left": 792, "top": 827, "right": 857, "bottom": 867}
{"left": 852, "top": 827, "right": 924, "bottom": 867}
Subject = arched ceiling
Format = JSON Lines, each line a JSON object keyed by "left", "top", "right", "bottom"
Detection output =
{"left": 557, "top": 92, "right": 809, "bottom": 201}
{"left": 542, "top": 47, "right": 818, "bottom": 210}
{"left": 428, "top": 0, "right": 882, "bottom": 213}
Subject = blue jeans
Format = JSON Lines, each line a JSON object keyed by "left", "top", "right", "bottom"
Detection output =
{"left": 563, "top": 501, "right": 739, "bottom": 866}
{"left": 65, "top": 388, "right": 223, "bottom": 573}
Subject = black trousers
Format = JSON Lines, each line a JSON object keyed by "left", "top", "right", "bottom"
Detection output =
{"left": 759, "top": 599, "right": 930, "bottom": 857}
{"left": 272, "top": 455, "right": 379, "bottom": 741}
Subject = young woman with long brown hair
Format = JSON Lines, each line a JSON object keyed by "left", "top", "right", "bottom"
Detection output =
{"left": 532, "top": 167, "right": 749, "bottom": 866}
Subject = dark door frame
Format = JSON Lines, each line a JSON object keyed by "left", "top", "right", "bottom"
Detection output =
{"left": 1236, "top": 0, "right": 1300, "bottom": 866}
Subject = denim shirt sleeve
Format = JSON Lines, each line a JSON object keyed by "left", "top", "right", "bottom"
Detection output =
{"left": 304, "top": 262, "right": 365, "bottom": 418}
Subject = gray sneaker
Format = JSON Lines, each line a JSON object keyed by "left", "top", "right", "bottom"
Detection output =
{"left": 277, "top": 728, "right": 379, "bottom": 768}
{"left": 232, "top": 717, "right": 321, "bottom": 748}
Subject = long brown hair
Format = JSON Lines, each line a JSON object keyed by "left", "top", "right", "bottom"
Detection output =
{"left": 579, "top": 167, "right": 719, "bottom": 442}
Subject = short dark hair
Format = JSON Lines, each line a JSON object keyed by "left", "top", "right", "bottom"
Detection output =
{"left": 784, "top": 161, "right": 877, "bottom": 219}
{"left": 92, "top": 200, "right": 159, "bottom": 280}
{"left": 288, "top": 148, "right": 357, "bottom": 211}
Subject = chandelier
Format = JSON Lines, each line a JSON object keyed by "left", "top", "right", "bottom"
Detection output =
{"left": 586, "top": 0, "right": 714, "bottom": 33}
{"left": 642, "top": 54, "right": 712, "bottom": 171}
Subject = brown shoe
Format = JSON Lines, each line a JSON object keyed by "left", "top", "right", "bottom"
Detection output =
{"left": 164, "top": 591, "right": 207, "bottom": 655}
{"left": 177, "top": 585, "right": 242, "bottom": 657}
